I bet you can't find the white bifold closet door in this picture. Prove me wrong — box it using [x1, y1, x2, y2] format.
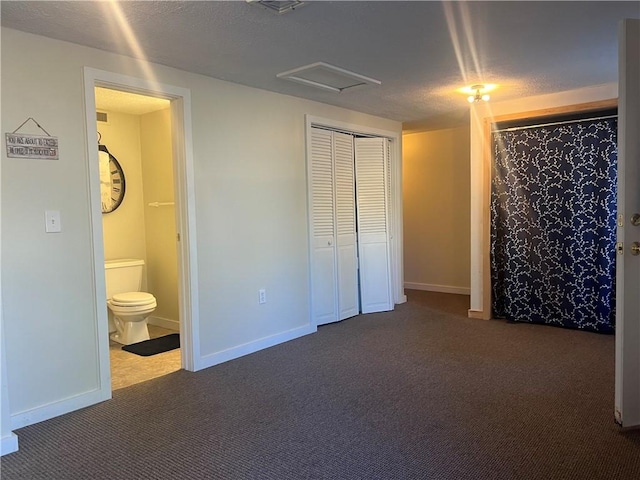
[354, 137, 393, 314]
[310, 128, 359, 325]
[334, 132, 360, 321]
[309, 127, 392, 326]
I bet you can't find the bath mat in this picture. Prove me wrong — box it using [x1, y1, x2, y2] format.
[122, 333, 180, 357]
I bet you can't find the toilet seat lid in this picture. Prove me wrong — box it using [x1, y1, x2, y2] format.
[110, 292, 156, 307]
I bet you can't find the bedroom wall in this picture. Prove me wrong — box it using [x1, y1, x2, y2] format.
[0, 27, 402, 430]
[0, 124, 12, 453]
[403, 125, 470, 294]
[1, 259, 18, 455]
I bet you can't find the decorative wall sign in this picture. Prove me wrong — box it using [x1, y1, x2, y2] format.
[5, 117, 58, 160]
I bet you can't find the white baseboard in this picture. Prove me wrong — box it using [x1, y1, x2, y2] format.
[11, 388, 110, 430]
[196, 323, 316, 371]
[404, 282, 471, 295]
[1, 432, 18, 456]
[468, 309, 491, 320]
[148, 316, 180, 331]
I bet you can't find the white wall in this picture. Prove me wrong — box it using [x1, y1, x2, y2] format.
[403, 125, 471, 294]
[1, 323, 18, 455]
[1, 193, 18, 454]
[469, 83, 618, 315]
[0, 27, 401, 430]
[0, 61, 18, 452]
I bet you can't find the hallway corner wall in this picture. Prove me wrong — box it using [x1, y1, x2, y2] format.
[402, 124, 471, 295]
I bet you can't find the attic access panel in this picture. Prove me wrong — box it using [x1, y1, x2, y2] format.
[277, 62, 382, 93]
[247, 1, 306, 14]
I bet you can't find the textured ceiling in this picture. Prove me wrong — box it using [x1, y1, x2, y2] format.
[2, 1, 639, 129]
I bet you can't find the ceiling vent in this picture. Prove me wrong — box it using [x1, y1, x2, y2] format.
[247, 1, 306, 14]
[277, 62, 382, 93]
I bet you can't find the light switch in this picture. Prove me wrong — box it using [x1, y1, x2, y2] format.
[45, 210, 62, 233]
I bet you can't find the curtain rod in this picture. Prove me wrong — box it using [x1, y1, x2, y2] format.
[492, 114, 618, 133]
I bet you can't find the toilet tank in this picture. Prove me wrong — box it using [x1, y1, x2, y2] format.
[104, 259, 145, 299]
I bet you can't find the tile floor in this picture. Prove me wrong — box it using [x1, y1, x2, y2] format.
[109, 324, 182, 390]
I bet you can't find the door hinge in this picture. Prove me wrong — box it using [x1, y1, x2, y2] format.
[177, 232, 181, 242]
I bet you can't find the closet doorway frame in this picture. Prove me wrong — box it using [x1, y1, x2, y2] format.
[304, 114, 407, 320]
[83, 67, 200, 400]
[475, 99, 619, 320]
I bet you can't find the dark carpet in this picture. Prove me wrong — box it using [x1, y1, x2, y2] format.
[122, 333, 180, 357]
[2, 290, 639, 479]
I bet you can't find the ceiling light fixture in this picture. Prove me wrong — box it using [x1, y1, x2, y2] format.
[467, 84, 490, 103]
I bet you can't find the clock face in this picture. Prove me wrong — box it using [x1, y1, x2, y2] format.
[99, 146, 126, 214]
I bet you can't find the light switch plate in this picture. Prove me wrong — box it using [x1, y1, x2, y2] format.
[45, 210, 62, 233]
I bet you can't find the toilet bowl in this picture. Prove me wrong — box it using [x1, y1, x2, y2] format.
[104, 258, 158, 345]
[108, 292, 157, 345]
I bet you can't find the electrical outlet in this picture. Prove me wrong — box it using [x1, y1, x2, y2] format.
[258, 289, 266, 304]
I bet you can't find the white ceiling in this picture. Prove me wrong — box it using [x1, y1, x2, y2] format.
[95, 87, 171, 115]
[2, 1, 639, 130]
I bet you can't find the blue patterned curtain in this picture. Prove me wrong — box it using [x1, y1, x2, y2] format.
[491, 117, 617, 333]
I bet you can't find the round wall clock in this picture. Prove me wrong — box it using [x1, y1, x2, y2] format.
[98, 144, 126, 214]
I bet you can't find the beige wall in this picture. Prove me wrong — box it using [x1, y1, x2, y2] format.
[99, 111, 147, 265]
[403, 125, 471, 293]
[140, 108, 179, 325]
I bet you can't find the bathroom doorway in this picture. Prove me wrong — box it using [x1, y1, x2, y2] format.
[83, 68, 200, 398]
[96, 87, 181, 389]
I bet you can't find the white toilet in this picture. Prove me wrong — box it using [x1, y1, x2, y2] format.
[104, 259, 157, 345]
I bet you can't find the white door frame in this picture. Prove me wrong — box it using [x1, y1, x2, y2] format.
[82, 68, 200, 398]
[305, 114, 406, 315]
[614, 18, 640, 429]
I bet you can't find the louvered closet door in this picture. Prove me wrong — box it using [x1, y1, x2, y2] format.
[334, 132, 359, 320]
[355, 137, 393, 314]
[310, 128, 338, 325]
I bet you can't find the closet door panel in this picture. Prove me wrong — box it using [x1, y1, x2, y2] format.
[312, 237, 338, 324]
[310, 128, 337, 325]
[334, 132, 359, 320]
[359, 240, 391, 311]
[337, 238, 359, 319]
[355, 137, 393, 314]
